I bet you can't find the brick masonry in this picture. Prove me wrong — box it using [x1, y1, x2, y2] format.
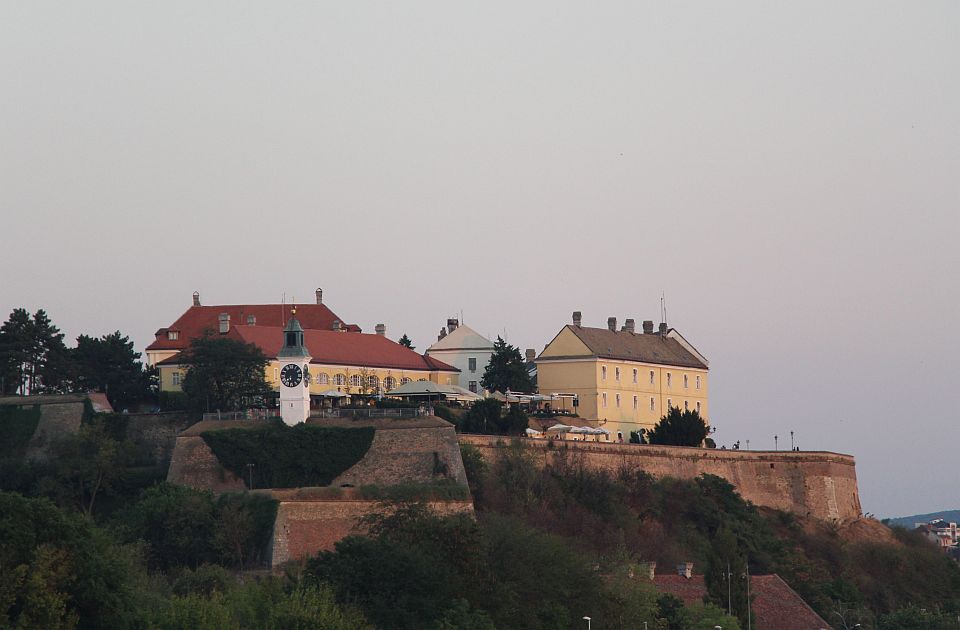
[459, 435, 862, 522]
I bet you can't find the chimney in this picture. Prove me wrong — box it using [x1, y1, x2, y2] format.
[624, 318, 636, 334]
[192, 291, 201, 307]
[642, 320, 654, 334]
[438, 327, 447, 340]
[607, 317, 617, 332]
[316, 288, 323, 304]
[677, 562, 693, 579]
[525, 348, 536, 362]
[218, 313, 230, 334]
[639, 561, 657, 580]
[447, 318, 459, 334]
[246, 315, 256, 326]
[659, 322, 668, 335]
[375, 323, 386, 337]
[572, 311, 582, 327]
[332, 319, 341, 331]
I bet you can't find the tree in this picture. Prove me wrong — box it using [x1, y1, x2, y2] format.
[480, 337, 534, 394]
[51, 416, 132, 516]
[457, 399, 528, 436]
[646, 407, 710, 447]
[398, 334, 415, 350]
[0, 308, 69, 395]
[73, 331, 151, 410]
[179, 336, 272, 412]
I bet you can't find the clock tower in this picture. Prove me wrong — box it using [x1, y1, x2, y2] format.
[278, 309, 312, 426]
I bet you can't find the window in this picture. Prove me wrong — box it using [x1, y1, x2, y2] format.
[683, 374, 688, 389]
[468, 381, 478, 393]
[350, 374, 361, 387]
[696, 375, 701, 389]
[649, 370, 655, 385]
[615, 367, 620, 381]
[318, 373, 329, 385]
[172, 371, 181, 386]
[601, 366, 607, 380]
[684, 400, 689, 411]
[274, 368, 279, 381]
[650, 397, 655, 411]
[401, 377, 412, 385]
[366, 375, 379, 390]
[417, 378, 427, 382]
[468, 358, 477, 372]
[167, 330, 179, 341]
[615, 393, 621, 408]
[384, 376, 396, 390]
[334, 374, 346, 386]
[696, 401, 701, 413]
[633, 395, 638, 410]
[667, 398, 672, 409]
[632, 368, 638, 383]
[666, 373, 672, 387]
[602, 392, 608, 408]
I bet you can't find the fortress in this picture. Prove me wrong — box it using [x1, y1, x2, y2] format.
[460, 435, 862, 522]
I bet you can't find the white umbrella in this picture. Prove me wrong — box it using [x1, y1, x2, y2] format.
[569, 426, 592, 434]
[524, 428, 543, 436]
[545, 424, 574, 433]
[316, 389, 348, 397]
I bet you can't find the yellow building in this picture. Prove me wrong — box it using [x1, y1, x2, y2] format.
[536, 313, 709, 440]
[157, 323, 458, 403]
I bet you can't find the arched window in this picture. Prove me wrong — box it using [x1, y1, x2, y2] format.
[350, 374, 361, 387]
[417, 378, 427, 382]
[384, 376, 396, 390]
[683, 374, 689, 388]
[367, 375, 379, 390]
[333, 374, 346, 386]
[317, 373, 329, 385]
[666, 373, 672, 387]
[401, 377, 412, 385]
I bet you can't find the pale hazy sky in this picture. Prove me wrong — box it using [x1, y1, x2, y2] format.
[2, 2, 958, 517]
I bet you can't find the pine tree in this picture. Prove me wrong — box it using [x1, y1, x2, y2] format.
[398, 334, 415, 350]
[480, 337, 534, 394]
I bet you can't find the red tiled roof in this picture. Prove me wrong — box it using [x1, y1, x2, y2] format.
[146, 304, 359, 352]
[157, 325, 458, 372]
[652, 574, 832, 630]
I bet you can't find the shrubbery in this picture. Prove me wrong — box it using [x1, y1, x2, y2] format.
[0, 404, 41, 458]
[201, 422, 375, 489]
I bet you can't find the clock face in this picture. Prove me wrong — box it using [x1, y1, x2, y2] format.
[280, 363, 303, 388]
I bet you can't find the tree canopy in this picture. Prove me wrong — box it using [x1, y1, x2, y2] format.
[397, 334, 414, 350]
[479, 337, 534, 394]
[179, 336, 272, 412]
[646, 407, 711, 447]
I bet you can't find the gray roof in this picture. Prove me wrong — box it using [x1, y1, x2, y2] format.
[541, 325, 708, 370]
[426, 324, 495, 352]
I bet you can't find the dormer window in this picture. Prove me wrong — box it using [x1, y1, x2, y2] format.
[167, 331, 179, 341]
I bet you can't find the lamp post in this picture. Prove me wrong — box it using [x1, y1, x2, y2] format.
[582, 616, 591, 630]
[246, 463, 255, 489]
[791, 431, 794, 450]
[774, 435, 778, 451]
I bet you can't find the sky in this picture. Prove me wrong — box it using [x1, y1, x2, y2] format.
[1, 2, 957, 518]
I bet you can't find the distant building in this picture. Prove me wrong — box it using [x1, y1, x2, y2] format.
[536, 312, 708, 440]
[916, 519, 959, 551]
[425, 319, 495, 394]
[152, 290, 458, 402]
[145, 288, 359, 367]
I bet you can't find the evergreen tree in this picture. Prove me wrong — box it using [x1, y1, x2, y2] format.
[0, 308, 70, 395]
[73, 331, 151, 409]
[480, 337, 534, 394]
[398, 334, 415, 350]
[646, 407, 710, 447]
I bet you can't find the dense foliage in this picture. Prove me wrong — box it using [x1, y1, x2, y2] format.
[480, 336, 535, 393]
[201, 423, 375, 489]
[179, 336, 272, 412]
[0, 404, 41, 457]
[646, 407, 710, 447]
[449, 398, 529, 435]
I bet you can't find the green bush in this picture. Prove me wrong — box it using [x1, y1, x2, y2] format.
[201, 422, 375, 489]
[357, 481, 470, 502]
[0, 404, 41, 458]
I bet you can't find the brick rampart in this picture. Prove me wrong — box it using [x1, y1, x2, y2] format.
[24, 401, 85, 461]
[459, 435, 862, 522]
[269, 497, 474, 566]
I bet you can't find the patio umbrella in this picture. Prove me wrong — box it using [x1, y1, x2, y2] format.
[316, 389, 348, 397]
[545, 424, 574, 433]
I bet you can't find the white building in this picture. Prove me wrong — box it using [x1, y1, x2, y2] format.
[425, 319, 495, 394]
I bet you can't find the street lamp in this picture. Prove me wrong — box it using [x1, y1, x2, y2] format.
[791, 430, 794, 450]
[582, 616, 591, 630]
[774, 435, 778, 451]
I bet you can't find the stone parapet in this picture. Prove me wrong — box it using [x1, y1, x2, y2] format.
[459, 435, 861, 522]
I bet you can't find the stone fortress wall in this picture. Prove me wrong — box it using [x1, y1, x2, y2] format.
[459, 435, 862, 522]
